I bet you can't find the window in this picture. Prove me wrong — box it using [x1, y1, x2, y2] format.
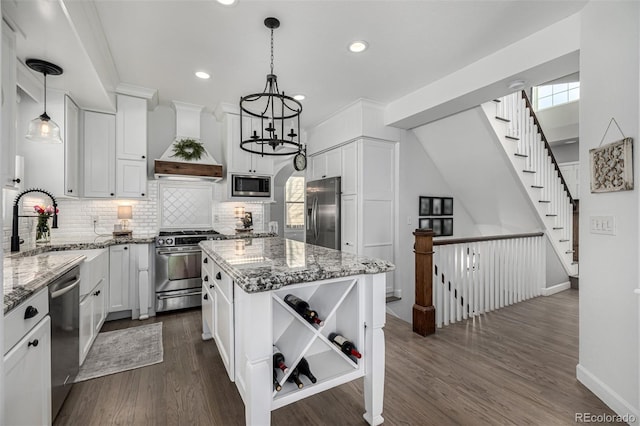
[285, 176, 305, 228]
[534, 82, 580, 110]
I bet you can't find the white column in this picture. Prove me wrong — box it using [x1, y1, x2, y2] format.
[363, 273, 386, 426]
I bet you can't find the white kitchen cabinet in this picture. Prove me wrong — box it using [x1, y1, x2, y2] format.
[77, 249, 109, 364]
[201, 255, 235, 381]
[341, 194, 357, 254]
[116, 94, 147, 160]
[114, 94, 148, 199]
[1, 20, 18, 189]
[3, 288, 51, 426]
[341, 142, 358, 195]
[109, 244, 131, 312]
[223, 113, 274, 175]
[116, 159, 147, 198]
[309, 149, 341, 181]
[84, 111, 116, 198]
[64, 95, 80, 196]
[19, 91, 80, 198]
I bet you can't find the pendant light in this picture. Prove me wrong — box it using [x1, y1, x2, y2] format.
[239, 17, 302, 156]
[25, 59, 64, 144]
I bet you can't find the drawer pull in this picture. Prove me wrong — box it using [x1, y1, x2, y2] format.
[94, 290, 101, 296]
[204, 275, 209, 282]
[203, 293, 208, 301]
[28, 339, 39, 348]
[203, 258, 208, 264]
[215, 272, 221, 280]
[24, 306, 39, 320]
[209, 284, 215, 289]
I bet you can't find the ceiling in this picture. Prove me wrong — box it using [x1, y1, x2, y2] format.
[3, 0, 587, 130]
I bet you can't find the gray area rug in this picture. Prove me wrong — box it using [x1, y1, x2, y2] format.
[75, 322, 163, 383]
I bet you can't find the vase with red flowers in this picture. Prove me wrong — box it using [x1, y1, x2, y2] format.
[34, 204, 58, 245]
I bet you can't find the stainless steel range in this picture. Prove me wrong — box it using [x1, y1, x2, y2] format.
[155, 229, 220, 312]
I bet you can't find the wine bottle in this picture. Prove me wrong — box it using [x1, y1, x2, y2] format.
[287, 367, 304, 389]
[273, 370, 282, 392]
[328, 332, 362, 359]
[284, 294, 325, 326]
[296, 357, 317, 384]
[273, 346, 289, 373]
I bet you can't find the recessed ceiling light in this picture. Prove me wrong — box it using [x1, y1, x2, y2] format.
[293, 94, 305, 101]
[216, 0, 237, 5]
[348, 40, 368, 53]
[195, 71, 210, 79]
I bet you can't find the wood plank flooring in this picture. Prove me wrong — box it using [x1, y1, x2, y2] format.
[54, 289, 617, 425]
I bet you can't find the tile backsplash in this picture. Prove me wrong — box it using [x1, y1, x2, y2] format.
[2, 181, 267, 252]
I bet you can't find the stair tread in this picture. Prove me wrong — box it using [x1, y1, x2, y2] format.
[495, 116, 510, 122]
[492, 99, 502, 103]
[514, 153, 528, 158]
[531, 185, 544, 188]
[523, 170, 536, 173]
[559, 239, 570, 242]
[553, 227, 564, 230]
[546, 214, 558, 216]
[572, 261, 579, 265]
[505, 135, 520, 140]
[386, 295, 401, 303]
[539, 200, 551, 203]
[565, 250, 575, 253]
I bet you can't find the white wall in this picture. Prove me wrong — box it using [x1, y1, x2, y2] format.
[577, 1, 639, 420]
[386, 129, 477, 323]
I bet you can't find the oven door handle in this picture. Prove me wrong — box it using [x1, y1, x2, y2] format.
[157, 290, 202, 300]
[157, 250, 201, 256]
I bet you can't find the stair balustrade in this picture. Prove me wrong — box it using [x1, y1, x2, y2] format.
[432, 233, 545, 328]
[484, 91, 577, 275]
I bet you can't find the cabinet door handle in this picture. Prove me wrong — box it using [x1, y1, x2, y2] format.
[215, 272, 221, 280]
[94, 290, 101, 296]
[68, 189, 73, 193]
[28, 339, 39, 348]
[124, 247, 128, 250]
[12, 178, 20, 184]
[209, 284, 215, 289]
[141, 193, 145, 196]
[24, 306, 39, 320]
[204, 275, 209, 282]
[203, 293, 208, 300]
[203, 258, 208, 264]
[141, 155, 146, 159]
[110, 193, 115, 196]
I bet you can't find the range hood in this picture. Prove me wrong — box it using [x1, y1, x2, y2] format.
[154, 101, 223, 181]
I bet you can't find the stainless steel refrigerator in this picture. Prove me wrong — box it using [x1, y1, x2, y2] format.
[306, 177, 341, 249]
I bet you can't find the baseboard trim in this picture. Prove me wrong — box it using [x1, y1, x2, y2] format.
[576, 364, 639, 424]
[541, 281, 570, 296]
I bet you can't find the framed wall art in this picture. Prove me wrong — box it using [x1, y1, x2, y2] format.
[419, 197, 432, 216]
[590, 137, 634, 193]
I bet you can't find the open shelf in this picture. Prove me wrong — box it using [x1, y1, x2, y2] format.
[270, 277, 364, 409]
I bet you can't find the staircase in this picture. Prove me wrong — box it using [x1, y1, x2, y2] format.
[480, 91, 577, 276]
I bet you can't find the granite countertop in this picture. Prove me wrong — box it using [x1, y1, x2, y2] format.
[8, 236, 155, 258]
[3, 253, 85, 314]
[199, 237, 395, 293]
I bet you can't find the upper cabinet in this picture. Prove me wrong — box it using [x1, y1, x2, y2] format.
[84, 111, 116, 198]
[222, 112, 274, 176]
[309, 148, 340, 181]
[1, 21, 18, 189]
[19, 91, 80, 198]
[116, 94, 147, 161]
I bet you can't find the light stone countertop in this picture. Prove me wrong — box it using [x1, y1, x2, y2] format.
[3, 253, 85, 314]
[199, 237, 395, 293]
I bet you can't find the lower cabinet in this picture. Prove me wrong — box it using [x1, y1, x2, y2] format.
[4, 313, 51, 426]
[79, 278, 107, 365]
[109, 245, 131, 312]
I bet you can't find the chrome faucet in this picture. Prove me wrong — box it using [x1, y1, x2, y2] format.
[11, 188, 59, 252]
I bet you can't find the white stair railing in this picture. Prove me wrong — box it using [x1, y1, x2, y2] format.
[433, 233, 545, 328]
[482, 92, 576, 276]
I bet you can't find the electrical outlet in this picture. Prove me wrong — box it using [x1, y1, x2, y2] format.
[214, 214, 219, 223]
[91, 215, 99, 225]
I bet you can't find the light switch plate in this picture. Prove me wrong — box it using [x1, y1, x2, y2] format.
[590, 215, 615, 235]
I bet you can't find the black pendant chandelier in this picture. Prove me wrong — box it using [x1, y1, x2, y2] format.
[239, 17, 302, 156]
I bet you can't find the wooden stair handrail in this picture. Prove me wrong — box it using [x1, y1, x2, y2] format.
[433, 232, 544, 246]
[520, 90, 575, 205]
[413, 229, 435, 336]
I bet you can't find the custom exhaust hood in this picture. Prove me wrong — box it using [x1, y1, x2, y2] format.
[154, 101, 223, 181]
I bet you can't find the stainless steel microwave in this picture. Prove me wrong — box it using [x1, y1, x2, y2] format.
[231, 174, 271, 198]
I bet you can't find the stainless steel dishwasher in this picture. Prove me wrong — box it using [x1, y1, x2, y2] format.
[49, 266, 80, 420]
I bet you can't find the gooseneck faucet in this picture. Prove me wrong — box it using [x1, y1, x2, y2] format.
[11, 188, 59, 252]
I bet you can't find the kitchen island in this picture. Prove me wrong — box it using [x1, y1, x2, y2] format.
[199, 237, 394, 426]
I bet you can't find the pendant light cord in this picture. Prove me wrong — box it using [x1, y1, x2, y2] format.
[270, 27, 274, 75]
[43, 73, 47, 114]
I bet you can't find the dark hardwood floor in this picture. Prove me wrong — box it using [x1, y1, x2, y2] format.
[54, 289, 617, 425]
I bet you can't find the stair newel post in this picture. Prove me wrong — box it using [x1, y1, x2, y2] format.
[413, 229, 436, 336]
